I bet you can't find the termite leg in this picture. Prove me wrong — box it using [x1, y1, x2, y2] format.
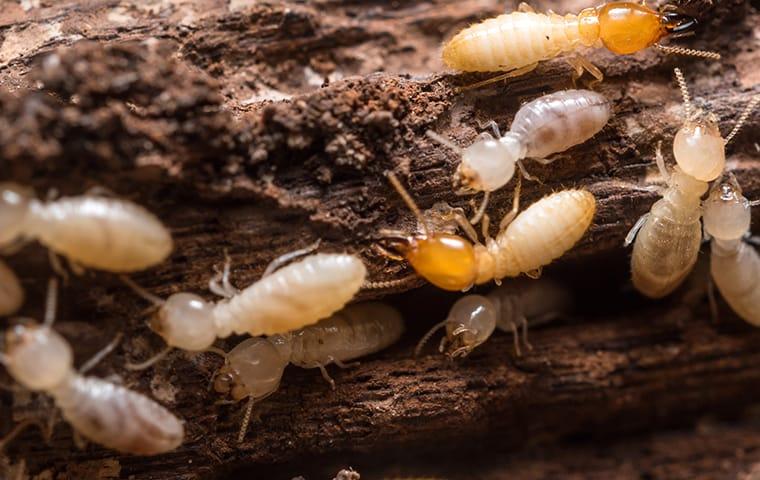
[566, 55, 604, 86]
[209, 251, 238, 299]
[79, 333, 124, 374]
[458, 63, 538, 92]
[125, 345, 174, 371]
[654, 141, 671, 185]
[43, 277, 58, 328]
[314, 364, 336, 390]
[707, 276, 720, 324]
[0, 419, 46, 453]
[329, 356, 360, 369]
[531, 155, 560, 166]
[525, 267, 542, 279]
[516, 160, 539, 183]
[481, 213, 492, 242]
[519, 315, 533, 351]
[477, 120, 502, 138]
[624, 213, 651, 247]
[262, 239, 322, 277]
[469, 191, 490, 225]
[517, 2, 536, 12]
[433, 205, 481, 245]
[498, 177, 523, 232]
[507, 321, 522, 357]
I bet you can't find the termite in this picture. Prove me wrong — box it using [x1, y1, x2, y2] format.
[427, 89, 610, 220]
[0, 183, 172, 273]
[415, 278, 572, 358]
[122, 244, 367, 369]
[212, 302, 404, 442]
[0, 259, 23, 316]
[625, 69, 759, 298]
[702, 175, 760, 326]
[0, 278, 184, 455]
[443, 1, 720, 89]
[378, 172, 596, 292]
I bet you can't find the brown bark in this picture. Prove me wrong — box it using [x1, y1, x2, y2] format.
[0, 0, 759, 479]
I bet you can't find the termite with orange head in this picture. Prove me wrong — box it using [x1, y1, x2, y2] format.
[703, 175, 760, 326]
[212, 302, 404, 443]
[0, 278, 184, 455]
[415, 278, 573, 358]
[625, 69, 759, 298]
[0, 260, 23, 316]
[377, 172, 596, 292]
[427, 89, 610, 222]
[121, 243, 367, 369]
[443, 1, 720, 88]
[0, 184, 172, 274]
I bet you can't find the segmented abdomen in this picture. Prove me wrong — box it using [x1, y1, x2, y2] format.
[631, 204, 702, 298]
[711, 241, 760, 326]
[30, 197, 172, 272]
[489, 190, 596, 280]
[289, 302, 404, 366]
[52, 375, 184, 455]
[442, 12, 584, 72]
[0, 259, 23, 316]
[213, 253, 367, 337]
[510, 90, 611, 159]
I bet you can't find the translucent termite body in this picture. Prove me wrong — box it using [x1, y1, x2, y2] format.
[380, 173, 596, 292]
[443, 1, 707, 83]
[430, 90, 611, 195]
[0, 183, 172, 272]
[213, 302, 404, 441]
[123, 250, 367, 367]
[0, 259, 23, 316]
[703, 176, 760, 326]
[0, 280, 184, 455]
[416, 278, 572, 358]
[626, 69, 759, 299]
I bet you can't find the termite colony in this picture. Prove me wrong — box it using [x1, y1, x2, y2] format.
[0, 0, 757, 472]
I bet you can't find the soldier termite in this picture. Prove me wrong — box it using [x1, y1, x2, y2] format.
[212, 302, 404, 442]
[625, 69, 759, 298]
[122, 246, 367, 369]
[443, 1, 720, 89]
[415, 278, 572, 358]
[703, 175, 760, 326]
[378, 172, 596, 292]
[0, 260, 23, 316]
[0, 278, 184, 455]
[0, 183, 172, 273]
[427, 89, 610, 221]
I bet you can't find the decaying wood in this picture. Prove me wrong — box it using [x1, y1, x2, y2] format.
[0, 0, 758, 478]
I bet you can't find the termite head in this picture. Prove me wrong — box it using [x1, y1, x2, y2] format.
[455, 135, 523, 193]
[4, 323, 72, 391]
[213, 337, 287, 402]
[596, 2, 666, 55]
[673, 113, 725, 182]
[703, 175, 750, 241]
[441, 295, 496, 358]
[152, 293, 217, 351]
[0, 183, 33, 248]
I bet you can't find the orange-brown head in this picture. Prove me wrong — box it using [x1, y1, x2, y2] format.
[595, 2, 697, 55]
[391, 233, 478, 292]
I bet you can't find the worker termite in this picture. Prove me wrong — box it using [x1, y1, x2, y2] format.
[703, 175, 760, 326]
[443, 1, 720, 88]
[0, 278, 184, 455]
[415, 278, 572, 358]
[0, 183, 172, 273]
[0, 259, 23, 316]
[625, 69, 759, 298]
[427, 89, 610, 219]
[122, 245, 367, 369]
[212, 302, 404, 442]
[378, 172, 596, 292]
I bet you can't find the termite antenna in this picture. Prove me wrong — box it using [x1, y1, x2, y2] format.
[43, 277, 58, 328]
[238, 397, 256, 444]
[414, 320, 448, 357]
[654, 44, 721, 60]
[673, 68, 693, 120]
[362, 276, 416, 290]
[426, 130, 463, 154]
[385, 171, 430, 236]
[724, 94, 760, 145]
[125, 346, 173, 371]
[120, 275, 165, 306]
[79, 333, 124, 375]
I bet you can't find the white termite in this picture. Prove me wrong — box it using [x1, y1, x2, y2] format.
[427, 90, 609, 221]
[123, 244, 367, 369]
[212, 302, 404, 442]
[0, 183, 172, 273]
[415, 278, 572, 358]
[702, 175, 760, 326]
[625, 69, 759, 298]
[0, 279, 184, 455]
[0, 259, 23, 316]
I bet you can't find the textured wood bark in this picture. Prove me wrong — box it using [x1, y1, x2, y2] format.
[0, 0, 758, 479]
